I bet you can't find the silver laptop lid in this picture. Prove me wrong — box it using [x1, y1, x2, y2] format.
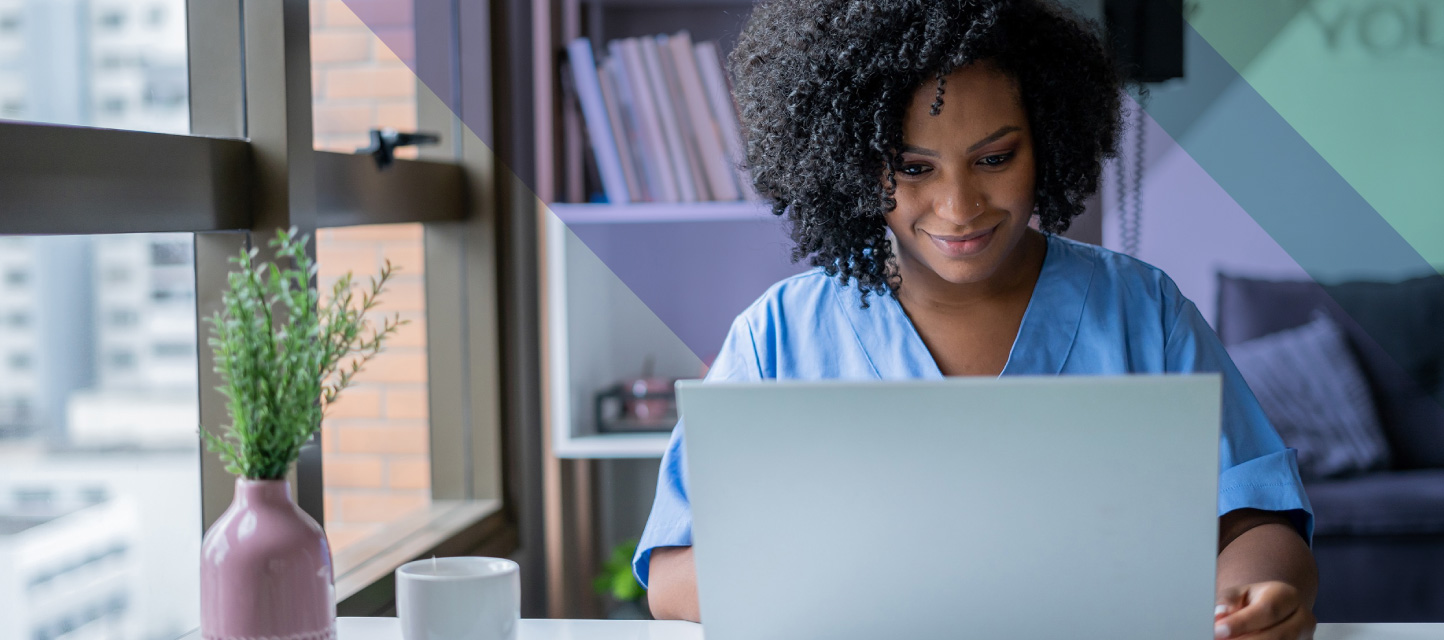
[680, 375, 1220, 640]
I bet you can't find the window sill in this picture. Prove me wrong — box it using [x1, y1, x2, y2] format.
[334, 499, 507, 605]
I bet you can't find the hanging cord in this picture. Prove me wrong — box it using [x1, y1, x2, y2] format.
[1117, 104, 1145, 256]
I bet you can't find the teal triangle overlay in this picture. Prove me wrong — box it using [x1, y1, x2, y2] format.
[1139, 22, 1435, 283]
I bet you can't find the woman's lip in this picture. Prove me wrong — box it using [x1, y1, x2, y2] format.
[927, 226, 996, 257]
[929, 228, 993, 242]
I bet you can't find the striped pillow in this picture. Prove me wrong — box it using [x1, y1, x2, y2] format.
[1227, 313, 1390, 480]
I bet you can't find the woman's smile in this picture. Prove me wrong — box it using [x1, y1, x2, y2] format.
[924, 224, 998, 258]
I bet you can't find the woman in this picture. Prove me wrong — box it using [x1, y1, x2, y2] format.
[635, 1, 1318, 638]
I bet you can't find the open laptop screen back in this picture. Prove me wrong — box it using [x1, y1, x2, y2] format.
[680, 375, 1220, 640]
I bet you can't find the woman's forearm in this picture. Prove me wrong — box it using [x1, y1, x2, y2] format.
[647, 546, 701, 622]
[1216, 510, 1318, 607]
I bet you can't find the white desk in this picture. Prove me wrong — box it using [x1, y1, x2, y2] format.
[340, 617, 702, 639]
[335, 618, 1441, 639]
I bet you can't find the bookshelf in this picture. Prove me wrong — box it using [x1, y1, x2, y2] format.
[539, 199, 794, 459]
[534, 0, 776, 619]
[535, 0, 769, 461]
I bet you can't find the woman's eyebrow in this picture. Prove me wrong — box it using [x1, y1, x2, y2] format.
[967, 125, 1021, 152]
[901, 144, 939, 157]
[901, 125, 1022, 157]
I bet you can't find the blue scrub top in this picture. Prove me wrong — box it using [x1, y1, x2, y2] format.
[633, 233, 1314, 587]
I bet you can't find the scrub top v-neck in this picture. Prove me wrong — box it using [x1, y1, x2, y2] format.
[633, 233, 1314, 587]
[844, 231, 1085, 380]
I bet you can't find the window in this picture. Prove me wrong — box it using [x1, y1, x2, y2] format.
[106, 350, 136, 370]
[149, 288, 191, 303]
[97, 11, 125, 31]
[149, 240, 190, 266]
[0, 233, 201, 639]
[107, 310, 138, 328]
[317, 224, 431, 553]
[152, 342, 190, 359]
[0, 0, 188, 134]
[311, 0, 417, 155]
[100, 97, 126, 116]
[1, 397, 32, 432]
[144, 66, 188, 109]
[3, 0, 510, 626]
[13, 488, 52, 507]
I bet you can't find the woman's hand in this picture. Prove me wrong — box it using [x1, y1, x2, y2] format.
[1214, 581, 1316, 640]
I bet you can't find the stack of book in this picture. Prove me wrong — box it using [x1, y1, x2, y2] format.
[566, 33, 757, 204]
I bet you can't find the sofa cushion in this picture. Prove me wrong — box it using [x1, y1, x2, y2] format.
[1228, 314, 1390, 479]
[1307, 469, 1444, 536]
[1217, 273, 1444, 469]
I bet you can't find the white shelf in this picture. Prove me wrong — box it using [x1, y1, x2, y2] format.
[553, 433, 672, 459]
[543, 212, 704, 459]
[545, 200, 774, 225]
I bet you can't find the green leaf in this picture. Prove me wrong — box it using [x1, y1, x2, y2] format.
[200, 229, 406, 479]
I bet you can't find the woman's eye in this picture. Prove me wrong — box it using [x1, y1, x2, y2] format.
[978, 152, 1014, 168]
[899, 164, 931, 177]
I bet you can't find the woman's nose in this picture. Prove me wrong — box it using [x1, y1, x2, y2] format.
[935, 182, 985, 225]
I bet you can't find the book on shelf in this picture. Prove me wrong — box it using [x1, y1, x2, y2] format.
[665, 31, 740, 202]
[563, 32, 755, 205]
[694, 40, 758, 201]
[637, 36, 699, 202]
[597, 57, 642, 200]
[612, 39, 679, 203]
[565, 38, 631, 204]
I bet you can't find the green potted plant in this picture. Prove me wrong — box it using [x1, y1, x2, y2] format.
[594, 538, 649, 619]
[198, 228, 404, 640]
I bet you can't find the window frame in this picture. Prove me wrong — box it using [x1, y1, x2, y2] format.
[0, 0, 516, 618]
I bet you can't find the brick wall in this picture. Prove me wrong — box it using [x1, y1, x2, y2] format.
[310, 0, 428, 554]
[310, 0, 417, 156]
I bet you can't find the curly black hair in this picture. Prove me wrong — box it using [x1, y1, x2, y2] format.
[731, 0, 1128, 302]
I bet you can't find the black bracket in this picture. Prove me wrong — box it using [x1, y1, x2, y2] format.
[360, 128, 442, 170]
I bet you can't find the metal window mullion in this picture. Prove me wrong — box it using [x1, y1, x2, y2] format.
[187, 1, 245, 140]
[0, 124, 252, 235]
[187, 0, 250, 533]
[416, 0, 488, 504]
[194, 0, 323, 530]
[245, 0, 323, 524]
[242, 0, 317, 237]
[414, 0, 473, 502]
[455, 0, 504, 508]
[315, 153, 466, 228]
[195, 231, 249, 530]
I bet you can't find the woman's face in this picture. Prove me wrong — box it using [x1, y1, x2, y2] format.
[885, 62, 1037, 288]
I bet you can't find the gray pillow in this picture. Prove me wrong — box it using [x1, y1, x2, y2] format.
[1227, 313, 1390, 480]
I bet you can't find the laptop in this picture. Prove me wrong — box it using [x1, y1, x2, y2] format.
[678, 375, 1221, 640]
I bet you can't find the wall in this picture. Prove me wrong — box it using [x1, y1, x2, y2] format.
[1103, 0, 1443, 326]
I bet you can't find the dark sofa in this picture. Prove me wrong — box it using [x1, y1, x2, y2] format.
[1216, 273, 1444, 623]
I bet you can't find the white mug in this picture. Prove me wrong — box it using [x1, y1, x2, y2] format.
[396, 557, 520, 640]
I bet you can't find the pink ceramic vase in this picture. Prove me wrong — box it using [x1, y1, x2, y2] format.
[201, 478, 336, 640]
